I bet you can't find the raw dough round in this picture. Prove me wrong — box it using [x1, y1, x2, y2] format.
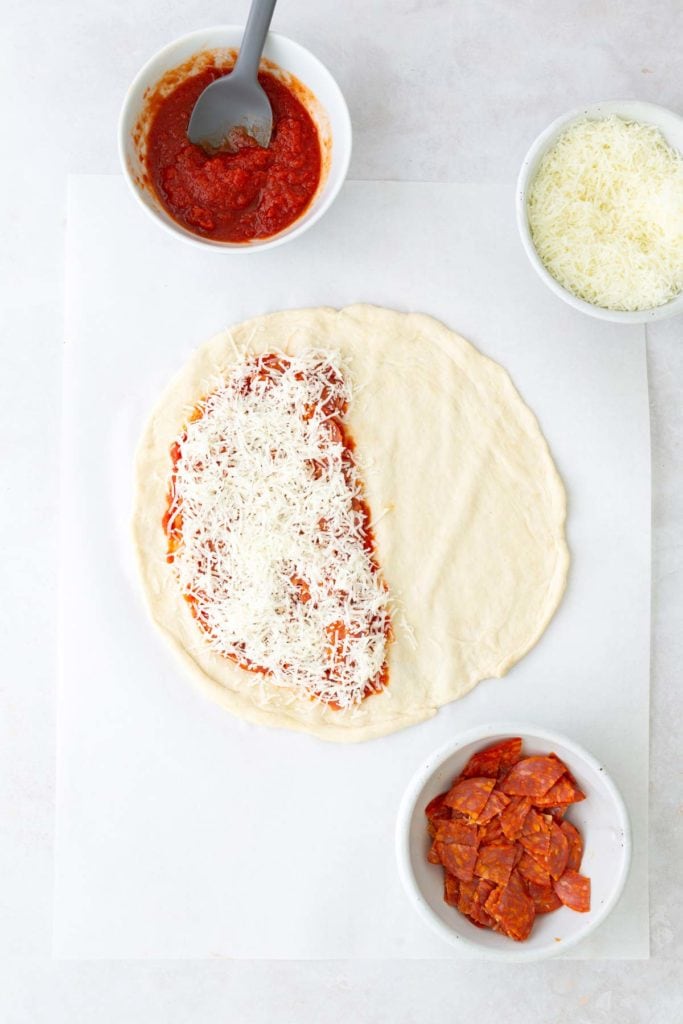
[133, 305, 569, 741]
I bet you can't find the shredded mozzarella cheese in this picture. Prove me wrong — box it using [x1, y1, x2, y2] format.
[528, 115, 683, 311]
[166, 350, 391, 709]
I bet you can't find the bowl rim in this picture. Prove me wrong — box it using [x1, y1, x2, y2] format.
[117, 25, 352, 253]
[515, 99, 683, 323]
[395, 720, 632, 962]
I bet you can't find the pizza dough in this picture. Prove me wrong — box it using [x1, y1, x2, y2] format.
[133, 305, 569, 741]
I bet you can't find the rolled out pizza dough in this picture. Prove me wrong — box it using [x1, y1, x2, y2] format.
[133, 305, 569, 741]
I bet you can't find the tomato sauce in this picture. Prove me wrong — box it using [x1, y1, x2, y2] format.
[145, 65, 322, 242]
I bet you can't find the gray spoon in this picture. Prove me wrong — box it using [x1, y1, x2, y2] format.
[187, 0, 278, 153]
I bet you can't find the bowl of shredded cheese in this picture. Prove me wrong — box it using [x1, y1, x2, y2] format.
[517, 100, 683, 322]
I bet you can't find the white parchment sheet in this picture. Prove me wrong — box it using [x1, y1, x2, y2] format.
[55, 176, 649, 958]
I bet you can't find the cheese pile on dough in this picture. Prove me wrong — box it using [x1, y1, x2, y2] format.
[527, 115, 683, 311]
[167, 350, 391, 709]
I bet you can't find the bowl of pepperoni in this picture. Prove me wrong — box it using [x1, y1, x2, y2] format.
[396, 723, 631, 960]
[119, 26, 351, 250]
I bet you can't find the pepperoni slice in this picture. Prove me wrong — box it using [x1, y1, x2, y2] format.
[423, 790, 450, 823]
[449, 809, 469, 821]
[477, 817, 505, 846]
[499, 796, 532, 840]
[548, 752, 579, 784]
[434, 819, 479, 847]
[483, 884, 503, 919]
[553, 869, 591, 912]
[519, 827, 551, 862]
[527, 880, 562, 914]
[444, 873, 460, 907]
[517, 850, 551, 887]
[461, 738, 522, 780]
[500, 757, 567, 798]
[486, 870, 536, 941]
[497, 737, 523, 773]
[477, 789, 510, 825]
[547, 820, 570, 880]
[535, 774, 586, 808]
[522, 807, 548, 835]
[468, 878, 496, 927]
[456, 877, 479, 917]
[473, 877, 496, 905]
[560, 820, 584, 872]
[436, 841, 478, 882]
[474, 843, 517, 887]
[444, 777, 496, 819]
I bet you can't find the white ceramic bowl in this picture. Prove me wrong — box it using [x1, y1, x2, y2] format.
[396, 722, 631, 961]
[118, 26, 352, 251]
[516, 100, 683, 323]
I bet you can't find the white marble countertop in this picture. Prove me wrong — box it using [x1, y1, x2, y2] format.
[0, 0, 680, 1020]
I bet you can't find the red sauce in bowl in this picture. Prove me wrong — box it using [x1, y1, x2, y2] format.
[145, 64, 322, 243]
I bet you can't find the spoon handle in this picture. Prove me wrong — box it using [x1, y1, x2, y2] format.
[234, 0, 278, 80]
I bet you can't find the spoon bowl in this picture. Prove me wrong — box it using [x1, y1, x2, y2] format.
[188, 69, 272, 150]
[188, 0, 277, 152]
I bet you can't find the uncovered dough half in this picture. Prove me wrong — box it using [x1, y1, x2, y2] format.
[133, 305, 569, 742]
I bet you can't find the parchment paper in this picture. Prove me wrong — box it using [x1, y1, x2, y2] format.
[54, 176, 649, 958]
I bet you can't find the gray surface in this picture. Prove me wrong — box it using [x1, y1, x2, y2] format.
[0, 0, 681, 1019]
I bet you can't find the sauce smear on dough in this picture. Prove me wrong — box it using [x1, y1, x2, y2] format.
[163, 352, 391, 708]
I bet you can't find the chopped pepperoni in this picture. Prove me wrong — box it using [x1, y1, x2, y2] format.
[434, 819, 479, 847]
[522, 807, 548, 835]
[436, 841, 478, 882]
[547, 821, 570, 880]
[425, 792, 451, 824]
[560, 820, 584, 872]
[486, 870, 536, 941]
[449, 809, 469, 821]
[474, 843, 517, 887]
[461, 738, 522, 779]
[444, 777, 496, 819]
[473, 877, 496, 905]
[478, 817, 505, 846]
[500, 796, 532, 840]
[460, 746, 502, 780]
[553, 870, 591, 912]
[456, 877, 479, 917]
[468, 878, 496, 927]
[425, 792, 451, 837]
[548, 752, 580, 786]
[444, 873, 460, 907]
[500, 756, 567, 798]
[483, 884, 503, 919]
[477, 789, 510, 824]
[519, 827, 551, 862]
[517, 850, 551, 887]
[527, 880, 563, 914]
[425, 738, 591, 942]
[497, 737, 523, 773]
[535, 774, 586, 808]
[427, 841, 441, 864]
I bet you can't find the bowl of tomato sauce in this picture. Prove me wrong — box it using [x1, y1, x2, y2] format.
[119, 26, 352, 250]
